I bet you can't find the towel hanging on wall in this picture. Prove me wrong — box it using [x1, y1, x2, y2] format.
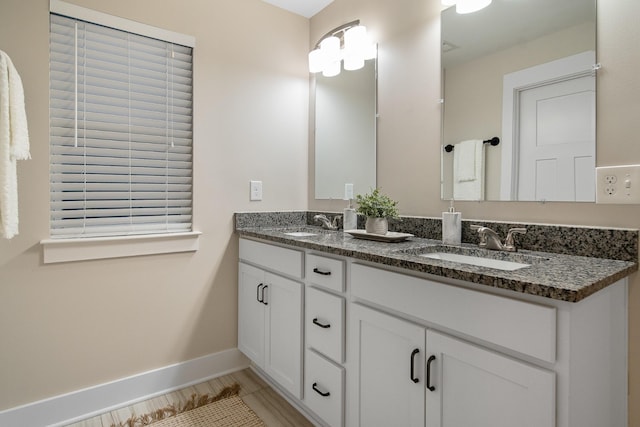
[0, 49, 31, 239]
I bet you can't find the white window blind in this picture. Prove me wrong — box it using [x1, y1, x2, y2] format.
[49, 13, 193, 238]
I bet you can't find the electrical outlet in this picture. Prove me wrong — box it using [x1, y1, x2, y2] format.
[596, 165, 640, 204]
[250, 180, 262, 201]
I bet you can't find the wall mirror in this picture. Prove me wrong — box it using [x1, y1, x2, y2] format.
[441, 0, 597, 202]
[313, 27, 377, 200]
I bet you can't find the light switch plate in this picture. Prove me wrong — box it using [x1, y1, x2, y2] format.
[596, 165, 640, 204]
[250, 180, 263, 201]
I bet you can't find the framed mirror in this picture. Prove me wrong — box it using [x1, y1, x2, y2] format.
[441, 0, 597, 202]
[314, 57, 377, 200]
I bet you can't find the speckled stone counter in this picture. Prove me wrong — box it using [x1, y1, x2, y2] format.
[235, 211, 638, 303]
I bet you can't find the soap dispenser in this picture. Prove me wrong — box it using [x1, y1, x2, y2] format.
[343, 183, 357, 231]
[442, 200, 461, 245]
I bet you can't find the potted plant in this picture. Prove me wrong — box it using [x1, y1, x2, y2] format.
[355, 188, 399, 235]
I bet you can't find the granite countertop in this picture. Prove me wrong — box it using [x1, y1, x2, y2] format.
[236, 225, 637, 303]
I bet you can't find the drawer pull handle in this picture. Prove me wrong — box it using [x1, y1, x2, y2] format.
[256, 283, 264, 303]
[313, 268, 332, 276]
[312, 318, 331, 329]
[426, 355, 436, 391]
[261, 285, 268, 305]
[312, 382, 331, 397]
[410, 348, 420, 384]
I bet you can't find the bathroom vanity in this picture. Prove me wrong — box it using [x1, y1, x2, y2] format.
[235, 212, 636, 427]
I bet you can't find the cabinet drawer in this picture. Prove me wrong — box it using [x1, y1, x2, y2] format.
[239, 238, 303, 279]
[351, 263, 557, 363]
[306, 287, 345, 363]
[305, 349, 344, 427]
[306, 253, 345, 292]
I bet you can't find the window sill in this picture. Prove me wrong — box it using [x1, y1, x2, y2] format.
[41, 231, 201, 264]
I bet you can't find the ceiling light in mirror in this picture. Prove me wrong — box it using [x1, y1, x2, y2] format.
[442, 0, 492, 14]
[457, 0, 492, 14]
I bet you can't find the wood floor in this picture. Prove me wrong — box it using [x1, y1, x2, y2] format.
[65, 368, 314, 427]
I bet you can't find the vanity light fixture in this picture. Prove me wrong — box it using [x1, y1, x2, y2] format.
[442, 0, 492, 14]
[308, 20, 376, 77]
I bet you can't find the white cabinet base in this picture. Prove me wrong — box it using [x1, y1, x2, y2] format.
[238, 261, 303, 399]
[348, 303, 426, 427]
[426, 330, 555, 427]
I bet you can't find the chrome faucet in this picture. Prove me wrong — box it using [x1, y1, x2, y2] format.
[470, 225, 527, 252]
[314, 214, 341, 230]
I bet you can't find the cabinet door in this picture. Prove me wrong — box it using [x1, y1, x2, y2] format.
[264, 272, 303, 398]
[348, 304, 425, 427]
[238, 263, 266, 366]
[426, 330, 555, 427]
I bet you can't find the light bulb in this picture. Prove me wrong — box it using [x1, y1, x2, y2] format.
[344, 25, 367, 71]
[308, 49, 323, 73]
[320, 36, 341, 64]
[344, 56, 364, 71]
[322, 60, 341, 77]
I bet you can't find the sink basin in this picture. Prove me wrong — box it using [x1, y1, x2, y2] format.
[396, 245, 549, 271]
[284, 231, 318, 237]
[421, 252, 530, 271]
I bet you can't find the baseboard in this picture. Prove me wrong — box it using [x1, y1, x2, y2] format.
[0, 348, 250, 427]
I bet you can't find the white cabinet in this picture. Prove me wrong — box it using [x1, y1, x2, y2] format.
[238, 238, 627, 427]
[348, 303, 555, 427]
[426, 330, 555, 427]
[348, 303, 426, 427]
[238, 261, 303, 398]
[304, 254, 347, 427]
[349, 262, 627, 427]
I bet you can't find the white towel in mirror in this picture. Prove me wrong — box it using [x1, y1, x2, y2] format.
[453, 140, 484, 200]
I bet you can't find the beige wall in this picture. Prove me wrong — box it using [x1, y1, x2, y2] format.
[0, 0, 309, 410]
[2, 0, 639, 422]
[310, 0, 640, 423]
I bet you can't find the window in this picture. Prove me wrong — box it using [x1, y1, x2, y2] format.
[49, 5, 194, 239]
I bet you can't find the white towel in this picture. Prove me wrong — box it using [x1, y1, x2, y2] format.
[0, 50, 31, 239]
[453, 140, 484, 200]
